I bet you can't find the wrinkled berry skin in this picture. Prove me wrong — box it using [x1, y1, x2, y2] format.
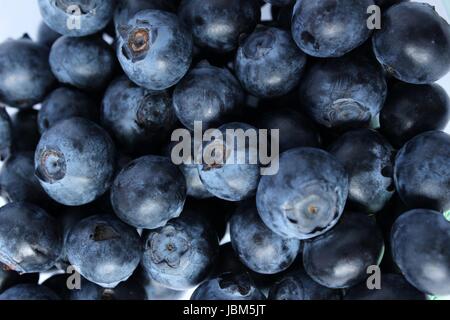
[394, 131, 450, 212]
[142, 210, 219, 290]
[0, 108, 12, 161]
[66, 214, 141, 288]
[0, 37, 55, 109]
[101, 76, 176, 154]
[38, 0, 116, 37]
[0, 202, 62, 274]
[257, 148, 348, 240]
[344, 274, 425, 300]
[35, 118, 116, 206]
[380, 82, 450, 148]
[178, 0, 260, 53]
[111, 156, 187, 229]
[236, 26, 306, 98]
[38, 87, 98, 134]
[373, 2, 450, 84]
[10, 110, 40, 153]
[391, 209, 450, 296]
[191, 273, 265, 300]
[37, 22, 61, 47]
[117, 10, 193, 91]
[303, 212, 384, 289]
[230, 201, 300, 274]
[50, 36, 115, 92]
[291, 0, 374, 58]
[0, 284, 60, 300]
[329, 129, 395, 214]
[173, 61, 244, 131]
[299, 53, 387, 129]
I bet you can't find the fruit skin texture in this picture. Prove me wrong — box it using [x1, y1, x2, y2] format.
[299, 52, 387, 129]
[0, 107, 12, 161]
[111, 156, 187, 229]
[66, 214, 142, 288]
[257, 148, 348, 240]
[391, 209, 450, 296]
[303, 212, 384, 289]
[50, 36, 115, 92]
[173, 61, 244, 131]
[35, 118, 116, 206]
[37, 0, 116, 37]
[178, 0, 260, 53]
[0, 37, 55, 109]
[117, 10, 193, 91]
[380, 82, 450, 148]
[0, 202, 62, 274]
[230, 201, 301, 275]
[235, 26, 307, 98]
[291, 0, 374, 58]
[191, 272, 266, 300]
[394, 131, 450, 212]
[0, 284, 60, 300]
[329, 129, 395, 214]
[142, 210, 219, 290]
[373, 2, 450, 84]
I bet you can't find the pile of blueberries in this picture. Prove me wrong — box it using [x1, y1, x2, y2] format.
[0, 0, 449, 301]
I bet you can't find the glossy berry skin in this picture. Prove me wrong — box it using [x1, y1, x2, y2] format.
[299, 53, 387, 129]
[0, 284, 60, 300]
[50, 36, 115, 92]
[142, 210, 219, 290]
[66, 214, 141, 288]
[329, 129, 395, 214]
[380, 82, 450, 148]
[37, 0, 116, 37]
[236, 26, 307, 98]
[373, 3, 450, 84]
[38, 87, 97, 134]
[35, 118, 116, 206]
[230, 201, 300, 274]
[391, 209, 450, 296]
[303, 212, 384, 289]
[0, 37, 55, 109]
[10, 110, 40, 153]
[394, 131, 450, 212]
[37, 21, 61, 47]
[291, 0, 374, 58]
[101, 76, 176, 154]
[0, 202, 62, 273]
[178, 0, 260, 53]
[344, 274, 425, 300]
[191, 273, 265, 300]
[257, 148, 348, 240]
[117, 10, 193, 91]
[0, 108, 12, 161]
[173, 61, 244, 131]
[111, 156, 187, 229]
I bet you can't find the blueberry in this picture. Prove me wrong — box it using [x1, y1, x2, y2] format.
[329, 129, 395, 213]
[38, 0, 116, 37]
[37, 21, 61, 47]
[178, 0, 260, 53]
[0, 284, 60, 300]
[391, 209, 450, 296]
[298, 52, 387, 129]
[0, 36, 55, 109]
[0, 263, 39, 294]
[117, 10, 193, 91]
[38, 87, 98, 134]
[304, 212, 384, 288]
[173, 61, 244, 131]
[50, 35, 116, 91]
[111, 156, 186, 229]
[235, 25, 307, 98]
[142, 210, 219, 290]
[291, 0, 374, 58]
[394, 131, 450, 212]
[257, 148, 348, 240]
[66, 214, 141, 288]
[0, 107, 12, 161]
[134, 266, 185, 300]
[35, 118, 116, 206]
[373, 2, 450, 84]
[380, 82, 450, 148]
[0, 202, 62, 273]
[230, 201, 301, 274]
[10, 109, 40, 153]
[191, 272, 266, 300]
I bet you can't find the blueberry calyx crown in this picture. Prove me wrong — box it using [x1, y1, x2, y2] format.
[148, 225, 191, 268]
[243, 29, 275, 59]
[35, 148, 66, 183]
[121, 26, 157, 62]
